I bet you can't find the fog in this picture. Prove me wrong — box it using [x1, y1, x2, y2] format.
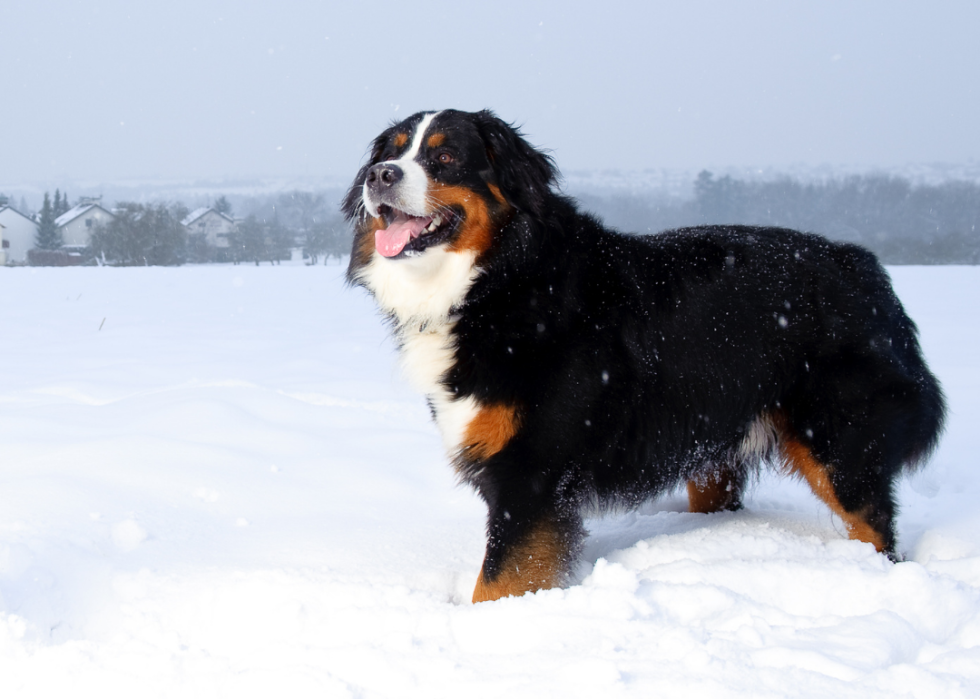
[3, 0, 979, 186]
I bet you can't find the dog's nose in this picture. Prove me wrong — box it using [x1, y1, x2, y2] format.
[366, 163, 404, 192]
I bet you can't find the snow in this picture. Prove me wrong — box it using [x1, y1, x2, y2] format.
[53, 203, 99, 229]
[180, 207, 212, 227]
[181, 208, 235, 227]
[1, 263, 978, 697]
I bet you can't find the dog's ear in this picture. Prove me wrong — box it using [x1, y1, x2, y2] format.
[474, 110, 558, 218]
[341, 162, 370, 222]
[341, 131, 390, 221]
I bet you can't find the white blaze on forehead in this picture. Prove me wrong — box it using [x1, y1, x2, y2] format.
[363, 111, 442, 218]
[403, 111, 441, 160]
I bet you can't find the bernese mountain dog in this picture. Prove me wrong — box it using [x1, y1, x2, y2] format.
[343, 109, 946, 603]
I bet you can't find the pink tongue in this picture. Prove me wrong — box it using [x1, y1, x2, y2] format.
[375, 212, 433, 257]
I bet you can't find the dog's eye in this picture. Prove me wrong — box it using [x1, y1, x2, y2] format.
[438, 152, 454, 165]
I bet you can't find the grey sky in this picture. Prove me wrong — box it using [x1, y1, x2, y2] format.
[2, 0, 978, 184]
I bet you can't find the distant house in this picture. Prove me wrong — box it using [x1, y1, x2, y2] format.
[55, 200, 116, 247]
[182, 207, 235, 248]
[0, 221, 6, 265]
[0, 205, 40, 264]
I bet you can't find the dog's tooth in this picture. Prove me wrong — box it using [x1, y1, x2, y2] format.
[433, 214, 443, 226]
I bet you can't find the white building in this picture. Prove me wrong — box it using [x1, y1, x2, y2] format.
[182, 207, 235, 248]
[0, 205, 40, 264]
[55, 201, 115, 247]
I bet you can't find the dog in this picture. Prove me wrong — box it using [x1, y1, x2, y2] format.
[343, 109, 946, 603]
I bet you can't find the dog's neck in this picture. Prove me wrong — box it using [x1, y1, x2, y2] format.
[357, 246, 481, 328]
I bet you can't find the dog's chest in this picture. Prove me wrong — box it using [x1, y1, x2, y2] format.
[398, 319, 478, 456]
[361, 248, 484, 457]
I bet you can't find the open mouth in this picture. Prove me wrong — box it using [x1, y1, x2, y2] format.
[375, 204, 460, 259]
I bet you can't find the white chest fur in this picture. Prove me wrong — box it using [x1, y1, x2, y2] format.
[354, 247, 482, 456]
[355, 246, 478, 325]
[398, 319, 479, 456]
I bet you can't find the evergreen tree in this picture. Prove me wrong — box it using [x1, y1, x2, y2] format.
[52, 189, 71, 216]
[213, 195, 232, 216]
[34, 192, 63, 249]
[0, 193, 9, 207]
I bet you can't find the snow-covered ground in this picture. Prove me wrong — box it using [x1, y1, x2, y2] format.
[1, 263, 978, 698]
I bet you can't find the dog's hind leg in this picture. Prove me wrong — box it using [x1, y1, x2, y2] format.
[688, 459, 747, 514]
[776, 351, 944, 557]
[779, 432, 894, 553]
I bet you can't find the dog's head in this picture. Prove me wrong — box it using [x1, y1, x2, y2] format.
[344, 110, 557, 288]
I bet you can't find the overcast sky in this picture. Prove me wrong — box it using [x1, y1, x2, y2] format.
[2, 0, 978, 185]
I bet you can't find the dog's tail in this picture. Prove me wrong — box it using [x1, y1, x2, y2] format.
[835, 243, 947, 470]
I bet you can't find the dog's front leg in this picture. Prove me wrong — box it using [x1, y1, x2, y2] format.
[472, 504, 583, 603]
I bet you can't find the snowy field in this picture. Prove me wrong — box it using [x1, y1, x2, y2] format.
[1, 262, 978, 698]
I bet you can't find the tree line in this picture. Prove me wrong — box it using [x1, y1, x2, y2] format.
[12, 173, 979, 266]
[577, 172, 980, 264]
[22, 191, 352, 266]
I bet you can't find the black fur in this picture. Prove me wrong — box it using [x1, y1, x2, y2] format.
[347, 110, 946, 593]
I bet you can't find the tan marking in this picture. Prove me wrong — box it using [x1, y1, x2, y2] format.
[426, 132, 446, 148]
[779, 433, 886, 551]
[394, 132, 408, 148]
[463, 403, 520, 460]
[427, 182, 510, 257]
[487, 183, 507, 206]
[352, 216, 384, 268]
[472, 522, 565, 603]
[688, 467, 740, 513]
